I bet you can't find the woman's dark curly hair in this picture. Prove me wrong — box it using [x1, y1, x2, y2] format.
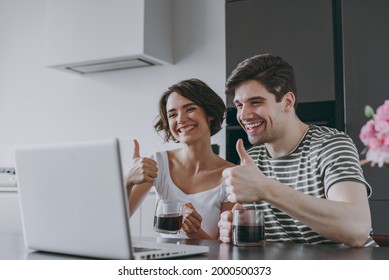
[154, 79, 226, 143]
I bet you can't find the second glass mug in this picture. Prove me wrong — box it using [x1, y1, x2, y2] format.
[153, 199, 184, 234]
[232, 208, 265, 247]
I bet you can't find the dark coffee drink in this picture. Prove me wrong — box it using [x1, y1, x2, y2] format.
[154, 213, 183, 233]
[233, 225, 265, 244]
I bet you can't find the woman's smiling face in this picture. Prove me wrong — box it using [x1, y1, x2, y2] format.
[166, 92, 211, 144]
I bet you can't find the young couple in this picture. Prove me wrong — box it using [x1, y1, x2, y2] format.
[125, 54, 377, 247]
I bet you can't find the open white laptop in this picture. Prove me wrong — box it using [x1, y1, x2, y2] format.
[15, 138, 209, 260]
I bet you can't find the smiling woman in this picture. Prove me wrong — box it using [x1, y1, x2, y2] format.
[125, 79, 235, 240]
[154, 79, 226, 143]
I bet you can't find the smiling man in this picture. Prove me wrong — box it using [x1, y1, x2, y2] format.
[219, 54, 377, 247]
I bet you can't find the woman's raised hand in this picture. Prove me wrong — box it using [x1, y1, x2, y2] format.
[125, 139, 158, 187]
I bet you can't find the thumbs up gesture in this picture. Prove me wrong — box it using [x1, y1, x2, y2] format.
[222, 139, 268, 203]
[125, 139, 158, 187]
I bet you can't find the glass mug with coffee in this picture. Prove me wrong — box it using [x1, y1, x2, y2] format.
[153, 199, 184, 234]
[232, 208, 265, 246]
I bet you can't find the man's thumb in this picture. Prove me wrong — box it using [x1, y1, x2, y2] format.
[132, 139, 140, 159]
[236, 139, 254, 165]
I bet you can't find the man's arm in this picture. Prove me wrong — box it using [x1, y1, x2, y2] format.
[222, 140, 372, 247]
[257, 179, 371, 247]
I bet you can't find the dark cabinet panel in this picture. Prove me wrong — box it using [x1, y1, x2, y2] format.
[226, 0, 335, 106]
[226, 0, 389, 234]
[370, 201, 389, 235]
[342, 0, 389, 200]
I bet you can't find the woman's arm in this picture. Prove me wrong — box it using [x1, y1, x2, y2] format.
[126, 139, 158, 216]
[221, 201, 235, 213]
[127, 182, 153, 216]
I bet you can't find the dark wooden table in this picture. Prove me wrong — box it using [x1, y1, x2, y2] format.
[1, 232, 388, 260]
[156, 237, 388, 260]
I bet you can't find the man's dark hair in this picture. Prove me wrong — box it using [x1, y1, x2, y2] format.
[226, 54, 298, 106]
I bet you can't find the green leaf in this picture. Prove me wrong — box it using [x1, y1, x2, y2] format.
[360, 147, 368, 155]
[364, 105, 375, 119]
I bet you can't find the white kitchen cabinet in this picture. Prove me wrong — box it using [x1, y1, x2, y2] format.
[129, 204, 141, 237]
[0, 190, 22, 232]
[139, 192, 159, 237]
[129, 191, 159, 238]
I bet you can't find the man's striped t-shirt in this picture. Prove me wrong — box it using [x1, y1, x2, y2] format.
[245, 124, 377, 247]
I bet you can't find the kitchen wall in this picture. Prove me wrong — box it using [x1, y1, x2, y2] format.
[0, 0, 227, 168]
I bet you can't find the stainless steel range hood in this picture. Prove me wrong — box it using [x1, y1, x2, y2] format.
[63, 57, 156, 74]
[45, 0, 173, 74]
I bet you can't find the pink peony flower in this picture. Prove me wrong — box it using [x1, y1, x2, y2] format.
[375, 100, 389, 133]
[360, 100, 389, 168]
[359, 119, 376, 146]
[376, 100, 389, 121]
